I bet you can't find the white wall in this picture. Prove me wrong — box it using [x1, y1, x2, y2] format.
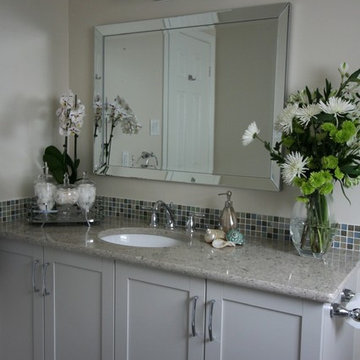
[0, 0, 69, 200]
[68, 0, 360, 224]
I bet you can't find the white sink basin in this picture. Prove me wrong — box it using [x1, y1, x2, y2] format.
[98, 228, 184, 248]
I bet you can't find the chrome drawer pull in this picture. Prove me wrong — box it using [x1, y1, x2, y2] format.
[191, 296, 199, 337]
[42, 262, 51, 296]
[32, 260, 40, 293]
[208, 299, 215, 342]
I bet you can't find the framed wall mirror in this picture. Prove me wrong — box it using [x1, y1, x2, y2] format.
[93, 2, 290, 191]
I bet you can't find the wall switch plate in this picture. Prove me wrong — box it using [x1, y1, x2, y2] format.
[150, 119, 160, 136]
[122, 151, 130, 167]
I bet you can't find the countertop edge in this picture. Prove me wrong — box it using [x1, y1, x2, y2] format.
[1, 228, 357, 304]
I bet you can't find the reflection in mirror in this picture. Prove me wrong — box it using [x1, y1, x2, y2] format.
[93, 3, 290, 190]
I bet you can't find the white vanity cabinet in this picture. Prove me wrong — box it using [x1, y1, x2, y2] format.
[0, 239, 114, 360]
[0, 240, 44, 360]
[43, 246, 114, 360]
[115, 262, 206, 360]
[115, 263, 357, 360]
[205, 281, 323, 360]
[115, 263, 303, 360]
[1, 236, 357, 360]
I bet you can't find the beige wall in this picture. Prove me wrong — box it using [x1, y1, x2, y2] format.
[0, 0, 349, 224]
[0, 0, 69, 200]
[214, 19, 277, 177]
[104, 32, 163, 168]
[68, 0, 360, 224]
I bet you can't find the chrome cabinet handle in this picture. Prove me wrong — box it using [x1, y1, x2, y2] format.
[341, 288, 355, 303]
[42, 262, 51, 296]
[191, 296, 199, 337]
[330, 303, 360, 322]
[208, 299, 215, 342]
[32, 260, 40, 293]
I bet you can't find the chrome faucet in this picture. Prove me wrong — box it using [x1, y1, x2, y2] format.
[153, 200, 176, 230]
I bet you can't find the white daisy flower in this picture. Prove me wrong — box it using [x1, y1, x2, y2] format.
[242, 122, 260, 146]
[275, 103, 298, 134]
[319, 97, 355, 116]
[281, 152, 309, 185]
[295, 104, 321, 127]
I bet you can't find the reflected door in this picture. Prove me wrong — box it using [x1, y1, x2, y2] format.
[165, 29, 215, 173]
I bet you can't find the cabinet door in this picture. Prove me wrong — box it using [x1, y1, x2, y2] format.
[115, 262, 205, 360]
[43, 248, 114, 360]
[205, 281, 304, 360]
[0, 239, 44, 360]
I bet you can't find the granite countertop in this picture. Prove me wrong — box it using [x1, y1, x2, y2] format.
[1, 216, 359, 303]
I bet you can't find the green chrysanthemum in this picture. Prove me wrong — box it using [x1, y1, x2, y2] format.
[319, 182, 334, 195]
[335, 167, 344, 180]
[301, 181, 315, 195]
[333, 120, 356, 143]
[321, 155, 338, 169]
[309, 170, 332, 189]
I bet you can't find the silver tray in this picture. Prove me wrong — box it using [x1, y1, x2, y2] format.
[27, 200, 103, 225]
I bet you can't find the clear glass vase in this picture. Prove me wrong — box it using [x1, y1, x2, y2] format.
[290, 192, 336, 259]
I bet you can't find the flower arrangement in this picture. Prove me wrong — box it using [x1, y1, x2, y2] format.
[94, 95, 141, 174]
[43, 90, 85, 184]
[242, 63, 360, 256]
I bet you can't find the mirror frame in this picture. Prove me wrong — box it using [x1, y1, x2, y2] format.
[93, 3, 290, 191]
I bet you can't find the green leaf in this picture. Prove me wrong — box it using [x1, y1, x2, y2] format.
[296, 196, 309, 203]
[347, 68, 360, 83]
[324, 78, 332, 99]
[337, 68, 360, 95]
[43, 146, 66, 184]
[340, 165, 360, 176]
[305, 86, 313, 104]
[64, 153, 80, 183]
[44, 145, 63, 160]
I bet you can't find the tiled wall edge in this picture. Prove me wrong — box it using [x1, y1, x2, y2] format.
[1, 196, 358, 251]
[0, 198, 31, 223]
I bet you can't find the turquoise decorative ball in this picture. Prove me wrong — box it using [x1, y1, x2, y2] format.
[226, 229, 244, 245]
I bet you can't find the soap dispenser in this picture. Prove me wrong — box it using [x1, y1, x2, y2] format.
[218, 191, 238, 233]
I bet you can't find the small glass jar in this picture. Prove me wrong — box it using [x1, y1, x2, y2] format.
[55, 174, 79, 206]
[76, 172, 96, 213]
[34, 163, 56, 212]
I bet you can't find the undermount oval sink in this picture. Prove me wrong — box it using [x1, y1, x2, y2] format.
[98, 228, 184, 248]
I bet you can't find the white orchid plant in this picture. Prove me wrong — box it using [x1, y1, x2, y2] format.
[94, 95, 142, 174]
[243, 63, 360, 203]
[43, 90, 86, 184]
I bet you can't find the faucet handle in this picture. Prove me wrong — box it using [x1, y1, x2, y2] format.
[141, 205, 158, 228]
[163, 202, 175, 230]
[186, 212, 205, 233]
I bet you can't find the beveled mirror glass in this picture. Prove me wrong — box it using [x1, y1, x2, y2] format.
[93, 3, 290, 190]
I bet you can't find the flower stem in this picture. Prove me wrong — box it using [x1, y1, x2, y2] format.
[74, 134, 78, 164]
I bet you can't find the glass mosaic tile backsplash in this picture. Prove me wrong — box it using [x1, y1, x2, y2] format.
[1, 196, 358, 251]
